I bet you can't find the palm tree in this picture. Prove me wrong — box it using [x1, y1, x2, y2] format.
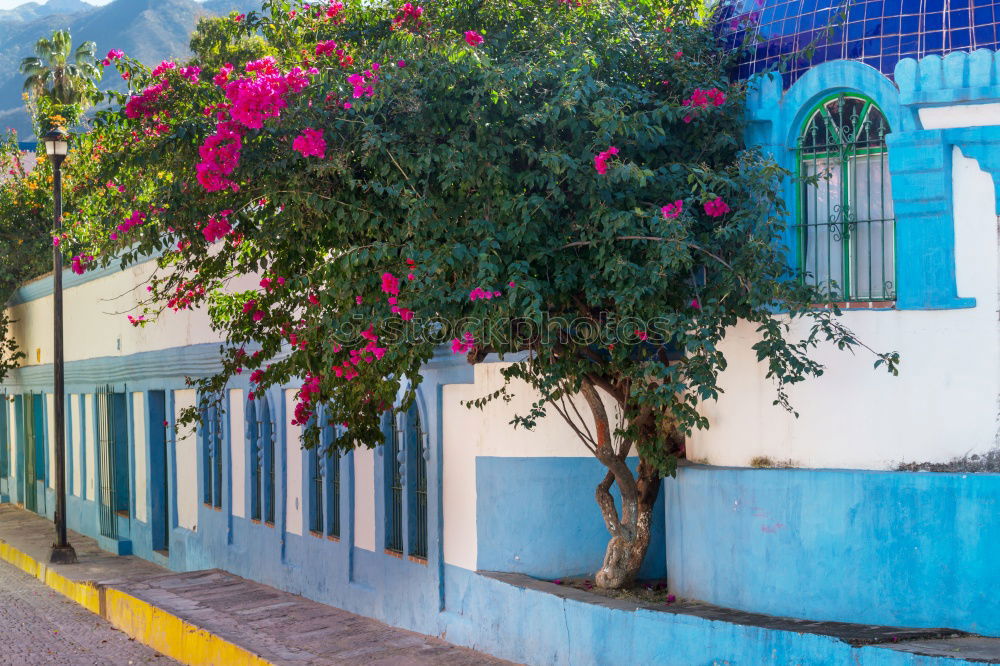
[19, 30, 102, 108]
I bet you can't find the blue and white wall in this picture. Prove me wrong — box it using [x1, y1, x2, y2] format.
[1, 50, 999, 666]
[671, 51, 1000, 638]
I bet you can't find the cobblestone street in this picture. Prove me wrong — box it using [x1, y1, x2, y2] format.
[0, 559, 175, 666]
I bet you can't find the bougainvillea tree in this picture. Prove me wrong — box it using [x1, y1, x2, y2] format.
[55, 0, 899, 588]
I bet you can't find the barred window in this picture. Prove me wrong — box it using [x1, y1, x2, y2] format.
[247, 393, 275, 524]
[796, 94, 895, 302]
[200, 397, 224, 509]
[385, 412, 404, 554]
[406, 404, 428, 560]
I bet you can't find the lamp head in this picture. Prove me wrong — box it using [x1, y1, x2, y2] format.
[41, 127, 69, 157]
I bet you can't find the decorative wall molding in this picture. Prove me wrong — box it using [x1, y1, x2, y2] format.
[746, 54, 1000, 310]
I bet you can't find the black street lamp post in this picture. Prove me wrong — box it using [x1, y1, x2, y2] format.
[43, 127, 77, 565]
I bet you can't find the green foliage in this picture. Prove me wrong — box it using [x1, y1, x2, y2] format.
[190, 15, 276, 70]
[0, 131, 54, 381]
[56, 0, 897, 474]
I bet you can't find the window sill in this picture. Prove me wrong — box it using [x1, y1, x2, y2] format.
[811, 300, 896, 310]
[327, 534, 340, 542]
[408, 555, 428, 565]
[384, 549, 403, 559]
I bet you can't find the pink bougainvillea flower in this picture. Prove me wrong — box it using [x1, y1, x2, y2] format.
[464, 30, 484, 46]
[661, 200, 683, 219]
[202, 212, 232, 243]
[397, 60, 406, 68]
[252, 310, 265, 322]
[704, 197, 731, 217]
[101, 49, 124, 66]
[593, 146, 619, 175]
[381, 272, 400, 295]
[213, 63, 234, 86]
[450, 332, 476, 354]
[690, 298, 701, 310]
[293, 128, 326, 158]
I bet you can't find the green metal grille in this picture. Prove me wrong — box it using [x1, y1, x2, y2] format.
[22, 395, 37, 513]
[408, 407, 428, 559]
[309, 446, 323, 532]
[796, 94, 895, 302]
[385, 416, 403, 554]
[327, 449, 340, 538]
[0, 395, 8, 480]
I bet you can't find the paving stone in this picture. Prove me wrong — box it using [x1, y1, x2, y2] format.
[0, 558, 176, 665]
[0, 505, 511, 665]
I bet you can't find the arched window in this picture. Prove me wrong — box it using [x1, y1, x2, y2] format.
[384, 412, 404, 554]
[247, 399, 260, 520]
[796, 94, 895, 302]
[200, 395, 223, 509]
[247, 392, 275, 524]
[307, 410, 342, 538]
[406, 403, 428, 560]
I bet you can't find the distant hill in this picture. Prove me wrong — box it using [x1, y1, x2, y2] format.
[0, 0, 260, 140]
[0, 0, 92, 25]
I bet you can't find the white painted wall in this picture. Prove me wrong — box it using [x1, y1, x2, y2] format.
[45, 393, 54, 489]
[687, 150, 1000, 469]
[5, 259, 259, 368]
[919, 103, 1000, 129]
[229, 389, 246, 519]
[284, 390, 303, 536]
[83, 394, 95, 501]
[441, 363, 621, 571]
[70, 395, 81, 497]
[132, 392, 147, 523]
[174, 389, 198, 531]
[354, 446, 375, 551]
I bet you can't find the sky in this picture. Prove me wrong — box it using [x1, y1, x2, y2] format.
[0, 0, 102, 8]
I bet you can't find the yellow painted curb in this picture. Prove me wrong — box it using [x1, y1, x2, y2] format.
[0, 538, 271, 666]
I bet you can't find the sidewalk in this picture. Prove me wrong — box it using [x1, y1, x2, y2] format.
[0, 504, 510, 665]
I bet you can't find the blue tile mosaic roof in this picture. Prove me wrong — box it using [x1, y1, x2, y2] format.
[720, 0, 1000, 85]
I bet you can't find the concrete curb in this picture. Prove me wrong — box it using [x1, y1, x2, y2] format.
[0, 539, 271, 666]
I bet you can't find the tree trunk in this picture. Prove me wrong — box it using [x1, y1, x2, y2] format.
[594, 460, 661, 589]
[578, 379, 663, 590]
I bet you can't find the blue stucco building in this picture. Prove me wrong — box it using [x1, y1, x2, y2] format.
[1, 2, 999, 664]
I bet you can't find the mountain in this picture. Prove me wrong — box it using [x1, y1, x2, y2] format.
[0, 0, 260, 140]
[0, 0, 93, 25]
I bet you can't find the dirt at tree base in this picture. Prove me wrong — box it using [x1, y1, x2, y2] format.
[548, 576, 680, 606]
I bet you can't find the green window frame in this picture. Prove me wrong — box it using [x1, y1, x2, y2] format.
[796, 93, 896, 302]
[0, 395, 8, 480]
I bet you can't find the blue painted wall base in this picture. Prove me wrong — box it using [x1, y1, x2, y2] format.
[665, 465, 1000, 637]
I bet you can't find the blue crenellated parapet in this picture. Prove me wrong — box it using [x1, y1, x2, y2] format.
[746, 51, 1000, 310]
[894, 49, 1000, 106]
